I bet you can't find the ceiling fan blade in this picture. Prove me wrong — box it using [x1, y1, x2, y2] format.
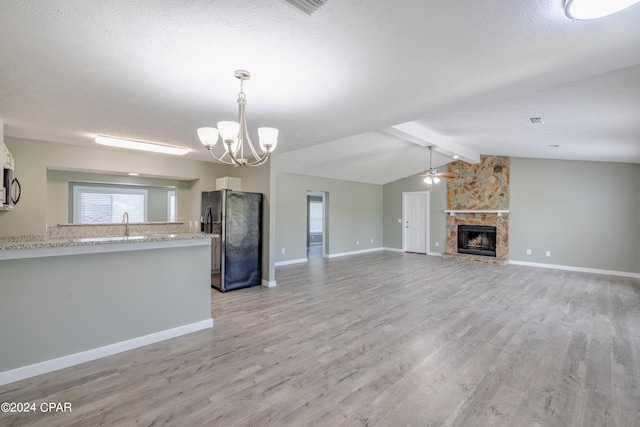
[436, 172, 459, 179]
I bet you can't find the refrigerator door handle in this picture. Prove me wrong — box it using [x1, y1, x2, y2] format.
[205, 206, 213, 233]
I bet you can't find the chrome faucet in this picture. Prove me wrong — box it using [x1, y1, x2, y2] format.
[122, 212, 129, 236]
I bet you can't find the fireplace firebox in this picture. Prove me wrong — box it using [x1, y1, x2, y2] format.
[457, 225, 497, 257]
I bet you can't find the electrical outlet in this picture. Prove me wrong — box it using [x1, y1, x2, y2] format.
[281, 248, 285, 254]
[526, 249, 531, 255]
[546, 250, 551, 257]
[357, 240, 360, 245]
[435, 242, 439, 247]
[370, 238, 373, 244]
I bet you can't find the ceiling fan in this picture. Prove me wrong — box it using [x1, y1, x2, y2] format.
[417, 145, 459, 184]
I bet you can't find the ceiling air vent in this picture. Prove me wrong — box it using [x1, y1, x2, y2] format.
[528, 117, 544, 124]
[283, 0, 328, 15]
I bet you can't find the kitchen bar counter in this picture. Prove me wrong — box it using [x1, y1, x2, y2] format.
[0, 233, 213, 385]
[0, 233, 214, 260]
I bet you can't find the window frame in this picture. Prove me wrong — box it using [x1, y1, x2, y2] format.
[72, 184, 148, 224]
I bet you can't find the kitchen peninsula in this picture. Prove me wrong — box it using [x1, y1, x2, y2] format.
[0, 230, 213, 386]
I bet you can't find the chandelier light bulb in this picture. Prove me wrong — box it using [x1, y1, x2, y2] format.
[217, 121, 240, 142]
[197, 127, 219, 148]
[258, 127, 279, 152]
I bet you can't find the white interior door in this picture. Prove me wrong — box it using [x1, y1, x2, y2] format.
[403, 192, 428, 253]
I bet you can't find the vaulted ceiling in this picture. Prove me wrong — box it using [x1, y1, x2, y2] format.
[1, 1, 639, 184]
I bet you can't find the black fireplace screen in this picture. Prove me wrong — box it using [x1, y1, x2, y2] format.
[457, 225, 497, 257]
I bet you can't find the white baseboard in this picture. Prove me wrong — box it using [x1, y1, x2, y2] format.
[262, 279, 277, 287]
[508, 260, 639, 279]
[327, 247, 384, 258]
[274, 258, 308, 267]
[0, 318, 214, 387]
[275, 248, 439, 262]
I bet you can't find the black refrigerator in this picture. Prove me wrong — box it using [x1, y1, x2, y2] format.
[201, 189, 262, 292]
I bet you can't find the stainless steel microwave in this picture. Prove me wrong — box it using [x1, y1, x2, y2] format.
[2, 166, 21, 209]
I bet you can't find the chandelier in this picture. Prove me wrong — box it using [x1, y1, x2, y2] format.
[198, 70, 278, 167]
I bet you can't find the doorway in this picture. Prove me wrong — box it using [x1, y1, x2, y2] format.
[307, 191, 327, 259]
[402, 191, 430, 254]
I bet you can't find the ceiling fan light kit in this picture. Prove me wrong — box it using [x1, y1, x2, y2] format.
[424, 175, 440, 185]
[198, 70, 278, 167]
[564, 0, 640, 20]
[420, 145, 459, 186]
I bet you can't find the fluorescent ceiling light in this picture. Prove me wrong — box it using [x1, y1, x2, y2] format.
[565, 0, 640, 20]
[95, 136, 189, 155]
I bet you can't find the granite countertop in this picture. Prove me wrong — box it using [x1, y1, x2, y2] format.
[0, 233, 214, 251]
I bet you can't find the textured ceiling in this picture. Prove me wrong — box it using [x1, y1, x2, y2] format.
[0, 0, 639, 184]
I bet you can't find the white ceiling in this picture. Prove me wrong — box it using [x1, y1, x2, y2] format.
[1, 0, 639, 184]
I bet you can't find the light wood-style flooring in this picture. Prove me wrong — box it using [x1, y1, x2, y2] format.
[1, 252, 639, 426]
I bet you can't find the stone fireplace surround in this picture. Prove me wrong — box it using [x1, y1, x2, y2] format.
[441, 155, 510, 265]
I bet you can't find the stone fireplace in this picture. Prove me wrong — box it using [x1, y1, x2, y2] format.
[442, 155, 510, 265]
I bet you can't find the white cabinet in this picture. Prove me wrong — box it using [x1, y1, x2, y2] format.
[216, 177, 241, 191]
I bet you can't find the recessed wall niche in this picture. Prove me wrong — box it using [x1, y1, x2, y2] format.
[46, 169, 190, 226]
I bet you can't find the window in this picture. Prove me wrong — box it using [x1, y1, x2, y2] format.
[168, 190, 176, 222]
[72, 185, 147, 223]
[309, 199, 323, 233]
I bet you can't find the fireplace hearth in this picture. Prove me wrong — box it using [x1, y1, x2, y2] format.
[457, 225, 497, 257]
